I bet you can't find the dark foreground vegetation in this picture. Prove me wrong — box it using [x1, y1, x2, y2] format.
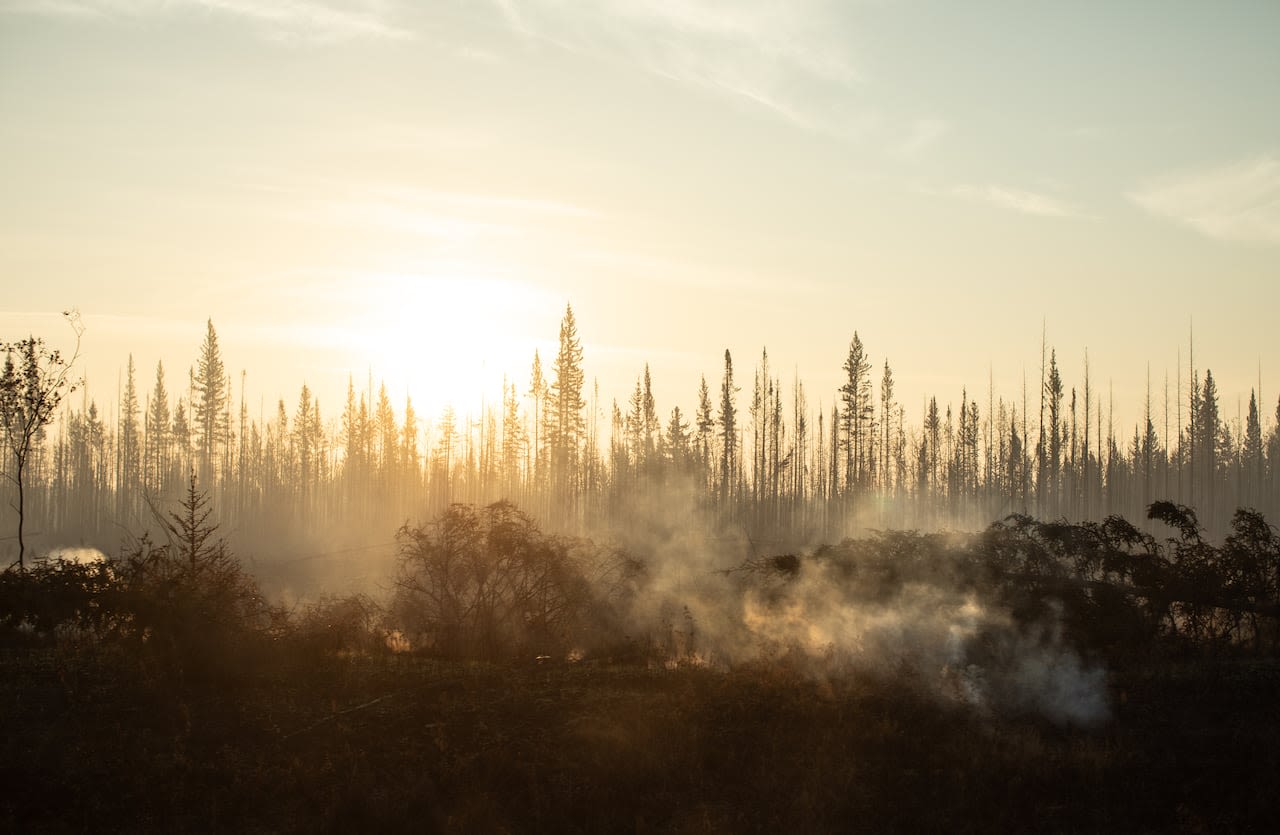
[3, 491, 1280, 833]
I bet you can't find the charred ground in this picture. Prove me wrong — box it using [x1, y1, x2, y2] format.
[3, 496, 1280, 833]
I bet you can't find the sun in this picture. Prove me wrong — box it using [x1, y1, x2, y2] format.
[343, 271, 547, 420]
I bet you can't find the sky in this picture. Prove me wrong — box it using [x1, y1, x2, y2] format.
[2, 0, 1279, 439]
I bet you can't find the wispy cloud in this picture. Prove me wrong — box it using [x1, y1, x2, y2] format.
[493, 0, 863, 136]
[569, 246, 823, 296]
[258, 181, 598, 257]
[5, 0, 412, 43]
[412, 188, 597, 219]
[302, 183, 596, 222]
[896, 118, 949, 157]
[1128, 154, 1280, 245]
[949, 184, 1084, 219]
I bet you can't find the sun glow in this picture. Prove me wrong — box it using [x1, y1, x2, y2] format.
[341, 272, 549, 420]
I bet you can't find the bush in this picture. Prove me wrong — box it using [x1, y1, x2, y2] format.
[292, 592, 385, 657]
[112, 475, 280, 680]
[0, 556, 119, 642]
[391, 501, 637, 661]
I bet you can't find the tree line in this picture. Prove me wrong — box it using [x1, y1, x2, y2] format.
[5, 305, 1280, 561]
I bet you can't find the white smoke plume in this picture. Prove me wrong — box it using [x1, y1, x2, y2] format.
[607, 485, 1111, 727]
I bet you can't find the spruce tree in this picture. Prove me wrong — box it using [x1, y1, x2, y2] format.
[147, 361, 170, 494]
[120, 354, 141, 513]
[840, 333, 871, 495]
[1243, 390, 1263, 506]
[549, 305, 585, 504]
[695, 375, 715, 490]
[719, 350, 738, 507]
[193, 319, 227, 485]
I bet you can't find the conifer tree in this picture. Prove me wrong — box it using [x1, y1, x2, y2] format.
[171, 397, 192, 487]
[146, 361, 170, 495]
[1243, 390, 1263, 507]
[501, 379, 524, 495]
[1046, 349, 1064, 514]
[377, 382, 398, 480]
[1268, 397, 1280, 509]
[626, 374, 644, 475]
[719, 350, 739, 509]
[401, 396, 420, 487]
[641, 364, 657, 470]
[293, 383, 320, 510]
[1199, 369, 1221, 525]
[880, 361, 895, 493]
[925, 396, 941, 501]
[549, 305, 585, 504]
[695, 375, 715, 490]
[666, 406, 690, 473]
[840, 333, 872, 495]
[120, 354, 141, 513]
[341, 376, 364, 480]
[792, 377, 808, 506]
[193, 319, 227, 485]
[434, 405, 458, 499]
[527, 351, 547, 487]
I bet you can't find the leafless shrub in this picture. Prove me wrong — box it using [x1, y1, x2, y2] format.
[391, 501, 638, 661]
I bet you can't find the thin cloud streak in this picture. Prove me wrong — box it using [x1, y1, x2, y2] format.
[950, 184, 1084, 219]
[292, 184, 597, 246]
[222, 175, 599, 249]
[570, 247, 824, 296]
[1129, 154, 1280, 246]
[244, 178, 597, 220]
[4, 0, 413, 43]
[896, 118, 950, 157]
[493, 0, 863, 137]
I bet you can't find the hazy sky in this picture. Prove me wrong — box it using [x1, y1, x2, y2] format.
[3, 1, 1279, 436]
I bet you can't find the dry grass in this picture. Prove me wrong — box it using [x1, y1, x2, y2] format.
[2, 644, 1278, 834]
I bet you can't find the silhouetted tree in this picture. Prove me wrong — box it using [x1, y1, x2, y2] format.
[1199, 370, 1222, 527]
[1, 316, 81, 569]
[925, 396, 941, 503]
[376, 382, 398, 485]
[695, 375, 715, 492]
[1243, 391, 1263, 508]
[120, 473, 270, 676]
[548, 306, 585, 516]
[640, 364, 658, 472]
[527, 351, 547, 490]
[401, 396, 420, 488]
[792, 377, 809, 511]
[193, 320, 227, 484]
[293, 384, 322, 512]
[880, 361, 895, 494]
[1045, 349, 1064, 514]
[119, 354, 141, 517]
[501, 379, 524, 497]
[719, 350, 738, 509]
[145, 361, 170, 495]
[666, 406, 691, 474]
[1266, 398, 1280, 512]
[840, 333, 872, 496]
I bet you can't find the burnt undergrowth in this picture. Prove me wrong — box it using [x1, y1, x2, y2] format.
[2, 494, 1279, 833]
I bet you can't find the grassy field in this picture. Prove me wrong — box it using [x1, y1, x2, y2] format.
[4, 642, 1279, 834]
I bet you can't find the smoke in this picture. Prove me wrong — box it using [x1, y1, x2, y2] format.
[606, 483, 1111, 728]
[40, 546, 107, 565]
[964, 603, 1111, 727]
[220, 474, 1111, 727]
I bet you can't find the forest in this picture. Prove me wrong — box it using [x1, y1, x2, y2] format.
[4, 305, 1279, 569]
[3, 308, 1280, 832]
